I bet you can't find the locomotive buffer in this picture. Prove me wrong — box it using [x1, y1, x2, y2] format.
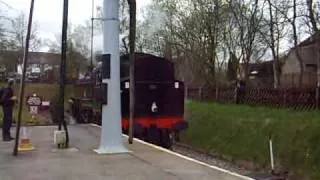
[94, 0, 128, 154]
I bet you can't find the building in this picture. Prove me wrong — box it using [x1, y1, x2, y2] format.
[240, 33, 319, 89]
[281, 34, 319, 88]
[0, 51, 88, 83]
[236, 60, 275, 88]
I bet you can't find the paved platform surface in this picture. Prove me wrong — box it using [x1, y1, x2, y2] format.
[0, 125, 253, 180]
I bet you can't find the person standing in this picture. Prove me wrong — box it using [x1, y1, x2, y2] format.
[1, 79, 17, 141]
[235, 79, 246, 104]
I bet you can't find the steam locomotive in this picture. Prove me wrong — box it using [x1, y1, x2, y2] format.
[69, 53, 188, 148]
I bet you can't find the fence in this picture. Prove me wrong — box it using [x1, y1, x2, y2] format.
[187, 87, 319, 111]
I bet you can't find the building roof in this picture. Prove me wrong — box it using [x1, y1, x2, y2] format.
[296, 32, 320, 48]
[285, 32, 319, 65]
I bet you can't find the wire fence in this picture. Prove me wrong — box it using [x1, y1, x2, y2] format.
[187, 87, 319, 111]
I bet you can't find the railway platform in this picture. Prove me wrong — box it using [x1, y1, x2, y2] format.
[0, 124, 254, 180]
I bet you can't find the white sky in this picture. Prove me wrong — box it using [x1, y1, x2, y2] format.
[1, 0, 151, 51]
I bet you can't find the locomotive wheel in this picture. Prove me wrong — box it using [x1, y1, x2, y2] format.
[80, 110, 92, 123]
[174, 131, 180, 142]
[144, 127, 173, 149]
[147, 126, 161, 145]
[142, 128, 149, 142]
[160, 129, 173, 149]
[81, 112, 89, 123]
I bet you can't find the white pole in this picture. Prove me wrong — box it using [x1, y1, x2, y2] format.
[269, 137, 275, 171]
[94, 0, 128, 154]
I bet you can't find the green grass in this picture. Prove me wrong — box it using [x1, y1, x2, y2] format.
[182, 101, 320, 179]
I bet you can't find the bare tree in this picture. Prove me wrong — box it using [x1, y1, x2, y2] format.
[69, 22, 92, 58]
[45, 32, 88, 81]
[0, 13, 8, 49]
[6, 12, 42, 52]
[306, 0, 319, 32]
[228, 0, 265, 82]
[266, 0, 286, 88]
[137, 0, 272, 88]
[292, 0, 305, 87]
[0, 12, 42, 72]
[267, 0, 312, 87]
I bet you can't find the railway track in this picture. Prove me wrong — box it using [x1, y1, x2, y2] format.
[172, 143, 289, 180]
[172, 142, 253, 176]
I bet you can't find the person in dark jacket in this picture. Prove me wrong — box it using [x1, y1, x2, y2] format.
[235, 80, 246, 104]
[1, 79, 16, 141]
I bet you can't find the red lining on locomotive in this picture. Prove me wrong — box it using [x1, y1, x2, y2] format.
[122, 116, 184, 129]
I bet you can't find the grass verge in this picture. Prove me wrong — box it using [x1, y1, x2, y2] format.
[182, 100, 320, 179]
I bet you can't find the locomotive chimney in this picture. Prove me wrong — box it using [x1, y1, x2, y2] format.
[94, 0, 128, 154]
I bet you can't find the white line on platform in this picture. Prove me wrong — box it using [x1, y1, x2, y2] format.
[90, 123, 254, 180]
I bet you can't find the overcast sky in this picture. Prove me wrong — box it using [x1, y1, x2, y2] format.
[1, 0, 151, 51]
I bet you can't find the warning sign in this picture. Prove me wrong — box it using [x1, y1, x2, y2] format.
[26, 95, 42, 106]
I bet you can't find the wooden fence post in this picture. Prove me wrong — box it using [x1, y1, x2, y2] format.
[257, 88, 260, 105]
[235, 87, 239, 104]
[283, 90, 287, 107]
[316, 87, 319, 109]
[198, 87, 203, 101]
[215, 87, 219, 102]
[291, 73, 294, 88]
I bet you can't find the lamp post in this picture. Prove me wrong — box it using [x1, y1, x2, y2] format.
[13, 0, 35, 156]
[90, 0, 94, 71]
[58, 0, 69, 148]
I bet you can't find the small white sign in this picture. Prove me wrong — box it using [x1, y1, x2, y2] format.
[30, 106, 38, 115]
[42, 101, 50, 106]
[125, 82, 130, 89]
